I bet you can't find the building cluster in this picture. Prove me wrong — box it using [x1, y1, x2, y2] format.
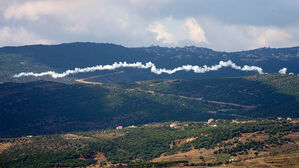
[116, 125, 137, 130]
[115, 117, 293, 131]
[277, 117, 292, 121]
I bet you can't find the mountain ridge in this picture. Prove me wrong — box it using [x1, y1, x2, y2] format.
[1, 42, 298, 53]
[0, 42, 298, 83]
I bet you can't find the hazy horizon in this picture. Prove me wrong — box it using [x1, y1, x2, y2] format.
[1, 0, 299, 51]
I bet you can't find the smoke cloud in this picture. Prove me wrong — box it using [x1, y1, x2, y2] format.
[13, 60, 264, 79]
[278, 68, 287, 74]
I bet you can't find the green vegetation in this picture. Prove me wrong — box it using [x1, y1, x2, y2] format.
[0, 43, 298, 83]
[0, 43, 298, 167]
[245, 74, 299, 100]
[0, 74, 298, 137]
[0, 119, 298, 167]
[129, 160, 188, 167]
[213, 153, 230, 163]
[0, 53, 74, 83]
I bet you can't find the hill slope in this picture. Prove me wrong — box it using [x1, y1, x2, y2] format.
[0, 74, 298, 138]
[0, 119, 298, 167]
[0, 42, 298, 83]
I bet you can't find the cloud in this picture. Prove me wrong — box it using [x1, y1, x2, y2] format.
[1, 0, 299, 50]
[4, 0, 63, 21]
[159, 0, 299, 27]
[185, 18, 207, 43]
[248, 27, 291, 47]
[148, 23, 174, 44]
[195, 17, 298, 51]
[0, 26, 52, 46]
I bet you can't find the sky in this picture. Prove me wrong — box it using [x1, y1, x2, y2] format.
[0, 0, 299, 51]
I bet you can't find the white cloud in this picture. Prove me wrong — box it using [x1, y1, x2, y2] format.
[148, 23, 174, 44]
[65, 24, 88, 34]
[248, 27, 290, 47]
[4, 0, 62, 21]
[195, 17, 298, 51]
[0, 26, 52, 46]
[185, 18, 207, 43]
[1, 0, 299, 50]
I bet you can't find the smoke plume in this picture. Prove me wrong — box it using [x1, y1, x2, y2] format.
[278, 68, 287, 74]
[13, 60, 264, 79]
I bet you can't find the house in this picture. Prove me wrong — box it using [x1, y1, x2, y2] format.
[211, 124, 217, 127]
[287, 117, 292, 121]
[127, 125, 137, 128]
[208, 118, 214, 123]
[170, 122, 177, 128]
[116, 126, 123, 130]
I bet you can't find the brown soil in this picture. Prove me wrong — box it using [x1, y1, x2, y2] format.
[62, 133, 92, 140]
[238, 132, 269, 142]
[152, 149, 203, 163]
[153, 131, 299, 168]
[91, 131, 125, 139]
[75, 79, 103, 85]
[86, 152, 107, 168]
[153, 147, 220, 164]
[0, 142, 13, 154]
[211, 152, 299, 168]
[75, 71, 124, 85]
[285, 132, 299, 142]
[153, 151, 299, 168]
[170, 137, 198, 148]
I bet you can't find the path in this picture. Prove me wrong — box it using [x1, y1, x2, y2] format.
[76, 76, 257, 110]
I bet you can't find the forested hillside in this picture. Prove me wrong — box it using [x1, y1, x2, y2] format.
[0, 119, 298, 167]
[0, 74, 298, 138]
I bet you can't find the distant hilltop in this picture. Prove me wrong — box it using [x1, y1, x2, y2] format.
[0, 42, 298, 83]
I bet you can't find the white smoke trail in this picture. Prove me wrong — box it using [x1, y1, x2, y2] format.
[13, 60, 264, 79]
[278, 68, 287, 74]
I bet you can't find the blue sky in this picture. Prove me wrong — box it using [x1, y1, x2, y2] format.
[0, 0, 299, 51]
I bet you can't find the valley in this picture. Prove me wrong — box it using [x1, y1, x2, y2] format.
[0, 43, 298, 167]
[0, 74, 298, 138]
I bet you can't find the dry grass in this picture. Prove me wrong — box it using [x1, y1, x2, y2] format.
[90, 131, 125, 139]
[170, 137, 198, 148]
[0, 142, 13, 154]
[238, 132, 269, 142]
[86, 152, 107, 168]
[212, 152, 299, 168]
[155, 152, 299, 168]
[152, 149, 204, 163]
[152, 147, 221, 164]
[62, 133, 92, 140]
[152, 131, 299, 167]
[75, 79, 103, 85]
